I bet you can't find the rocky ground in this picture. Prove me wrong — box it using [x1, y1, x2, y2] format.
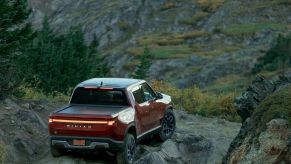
[0, 99, 240, 164]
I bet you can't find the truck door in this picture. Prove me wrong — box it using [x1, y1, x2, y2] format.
[132, 86, 152, 132]
[140, 83, 162, 128]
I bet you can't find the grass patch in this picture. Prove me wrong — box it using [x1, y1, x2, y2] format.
[271, 0, 291, 5]
[179, 11, 209, 25]
[160, 2, 177, 11]
[252, 85, 291, 132]
[203, 75, 252, 94]
[259, 68, 291, 78]
[190, 66, 203, 73]
[251, 0, 291, 9]
[197, 0, 225, 12]
[123, 60, 139, 71]
[128, 41, 243, 59]
[127, 45, 193, 59]
[151, 80, 241, 122]
[130, 31, 243, 59]
[221, 23, 287, 36]
[156, 39, 185, 46]
[137, 34, 184, 46]
[193, 43, 244, 57]
[136, 31, 208, 46]
[152, 45, 192, 59]
[116, 20, 130, 31]
[174, 30, 209, 39]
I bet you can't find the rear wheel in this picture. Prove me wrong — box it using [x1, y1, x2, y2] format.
[50, 146, 63, 157]
[158, 109, 176, 141]
[116, 133, 136, 164]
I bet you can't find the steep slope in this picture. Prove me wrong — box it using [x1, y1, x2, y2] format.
[27, 0, 291, 88]
[223, 75, 291, 163]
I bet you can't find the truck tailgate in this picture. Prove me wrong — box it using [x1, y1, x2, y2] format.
[49, 105, 126, 137]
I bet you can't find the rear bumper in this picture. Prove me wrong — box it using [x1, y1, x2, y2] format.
[50, 135, 124, 152]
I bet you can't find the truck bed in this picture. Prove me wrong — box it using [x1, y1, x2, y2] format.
[57, 105, 127, 116]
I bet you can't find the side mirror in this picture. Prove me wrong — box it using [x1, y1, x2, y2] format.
[156, 92, 163, 99]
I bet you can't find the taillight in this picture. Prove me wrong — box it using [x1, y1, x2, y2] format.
[84, 87, 113, 90]
[48, 118, 115, 125]
[107, 120, 115, 126]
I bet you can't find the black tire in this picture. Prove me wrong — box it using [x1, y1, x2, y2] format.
[50, 145, 62, 157]
[158, 109, 176, 141]
[116, 134, 136, 164]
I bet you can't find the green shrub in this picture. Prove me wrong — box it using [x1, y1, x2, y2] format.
[117, 21, 130, 31]
[252, 34, 291, 73]
[151, 80, 240, 122]
[252, 85, 291, 132]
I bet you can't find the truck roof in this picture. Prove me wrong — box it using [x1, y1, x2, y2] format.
[76, 78, 143, 88]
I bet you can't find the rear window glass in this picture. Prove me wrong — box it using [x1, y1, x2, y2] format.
[70, 87, 128, 106]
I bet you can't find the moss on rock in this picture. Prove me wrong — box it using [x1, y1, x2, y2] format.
[252, 85, 291, 133]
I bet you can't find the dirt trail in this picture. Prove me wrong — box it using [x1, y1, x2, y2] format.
[0, 99, 241, 164]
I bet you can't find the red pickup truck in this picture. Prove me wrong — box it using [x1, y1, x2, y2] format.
[48, 78, 175, 164]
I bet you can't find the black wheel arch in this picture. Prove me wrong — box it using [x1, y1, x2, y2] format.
[125, 122, 137, 141]
[166, 105, 174, 111]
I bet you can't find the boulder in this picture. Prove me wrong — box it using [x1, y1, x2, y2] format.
[134, 152, 167, 164]
[223, 75, 291, 163]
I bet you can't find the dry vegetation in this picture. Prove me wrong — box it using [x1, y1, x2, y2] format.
[179, 11, 209, 25]
[17, 86, 69, 102]
[197, 0, 225, 11]
[160, 2, 177, 10]
[151, 80, 241, 122]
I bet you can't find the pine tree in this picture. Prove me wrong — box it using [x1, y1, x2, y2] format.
[252, 34, 291, 74]
[133, 46, 152, 79]
[0, 0, 33, 97]
[20, 18, 94, 94]
[89, 34, 108, 77]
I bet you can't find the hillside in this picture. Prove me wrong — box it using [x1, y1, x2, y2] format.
[28, 0, 291, 88]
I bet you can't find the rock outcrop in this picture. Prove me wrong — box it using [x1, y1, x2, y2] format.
[223, 75, 291, 163]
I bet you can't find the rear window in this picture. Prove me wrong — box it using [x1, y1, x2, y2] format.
[70, 87, 128, 106]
